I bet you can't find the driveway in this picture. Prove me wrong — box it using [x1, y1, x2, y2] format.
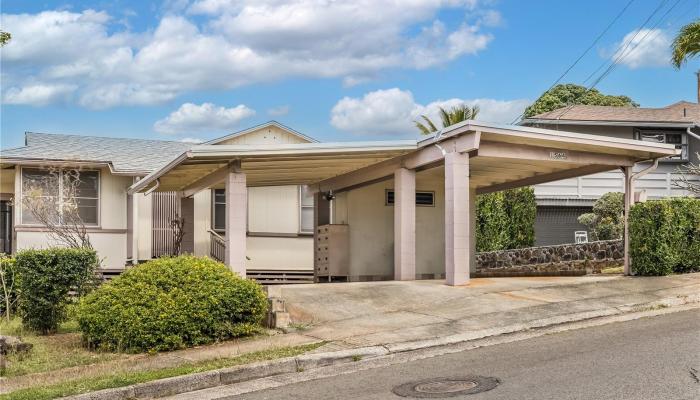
[278, 274, 700, 348]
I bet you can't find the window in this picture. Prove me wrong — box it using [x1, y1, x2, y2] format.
[636, 130, 688, 160]
[385, 190, 435, 206]
[299, 186, 314, 234]
[212, 189, 226, 231]
[21, 168, 99, 225]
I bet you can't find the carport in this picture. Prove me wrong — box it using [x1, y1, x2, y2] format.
[128, 121, 678, 285]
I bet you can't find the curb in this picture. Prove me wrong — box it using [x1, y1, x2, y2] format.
[62, 293, 700, 400]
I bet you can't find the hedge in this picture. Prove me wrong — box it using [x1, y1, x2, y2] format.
[14, 248, 98, 333]
[630, 197, 700, 275]
[476, 187, 536, 252]
[77, 256, 268, 353]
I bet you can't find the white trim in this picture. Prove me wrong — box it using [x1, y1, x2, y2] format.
[521, 119, 695, 128]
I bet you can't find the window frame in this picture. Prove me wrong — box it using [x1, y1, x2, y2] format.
[385, 189, 435, 207]
[298, 186, 315, 235]
[635, 129, 689, 162]
[211, 188, 227, 233]
[20, 166, 101, 227]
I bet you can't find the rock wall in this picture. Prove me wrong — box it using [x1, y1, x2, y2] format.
[475, 240, 624, 277]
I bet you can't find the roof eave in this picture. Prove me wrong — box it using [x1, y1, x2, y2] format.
[521, 119, 696, 128]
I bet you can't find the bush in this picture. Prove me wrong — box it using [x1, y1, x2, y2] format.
[15, 248, 98, 334]
[630, 197, 700, 276]
[0, 254, 18, 319]
[476, 187, 536, 251]
[77, 256, 268, 353]
[578, 192, 624, 241]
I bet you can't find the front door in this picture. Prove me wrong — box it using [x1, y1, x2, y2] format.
[0, 200, 12, 254]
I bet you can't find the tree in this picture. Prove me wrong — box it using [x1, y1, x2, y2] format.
[415, 104, 480, 135]
[170, 214, 186, 256]
[674, 158, 700, 195]
[671, 19, 700, 69]
[0, 31, 10, 47]
[523, 84, 638, 118]
[476, 187, 536, 252]
[21, 168, 93, 249]
[577, 192, 624, 241]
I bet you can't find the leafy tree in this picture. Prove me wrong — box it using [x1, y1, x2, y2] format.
[523, 84, 638, 118]
[674, 158, 700, 196]
[415, 104, 480, 135]
[476, 187, 536, 252]
[0, 31, 10, 47]
[671, 19, 700, 69]
[577, 192, 624, 241]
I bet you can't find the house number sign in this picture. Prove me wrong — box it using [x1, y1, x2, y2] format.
[549, 151, 568, 160]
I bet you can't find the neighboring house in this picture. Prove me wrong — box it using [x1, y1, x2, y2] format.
[0, 121, 316, 273]
[522, 91, 700, 245]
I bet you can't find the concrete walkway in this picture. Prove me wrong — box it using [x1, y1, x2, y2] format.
[279, 274, 700, 349]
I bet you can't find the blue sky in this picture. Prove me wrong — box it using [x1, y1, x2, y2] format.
[1, 0, 699, 148]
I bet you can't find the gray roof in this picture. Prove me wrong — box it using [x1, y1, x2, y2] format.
[0, 132, 193, 174]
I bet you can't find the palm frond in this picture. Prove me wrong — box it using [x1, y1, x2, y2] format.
[672, 19, 700, 69]
[438, 107, 451, 128]
[414, 115, 439, 135]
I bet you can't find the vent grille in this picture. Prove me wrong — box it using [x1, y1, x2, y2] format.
[386, 190, 435, 206]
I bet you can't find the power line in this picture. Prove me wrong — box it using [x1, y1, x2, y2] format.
[509, 0, 637, 124]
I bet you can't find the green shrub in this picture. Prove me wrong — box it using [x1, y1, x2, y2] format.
[477, 187, 536, 251]
[15, 248, 98, 334]
[578, 192, 624, 241]
[0, 254, 18, 319]
[630, 197, 700, 275]
[77, 256, 268, 353]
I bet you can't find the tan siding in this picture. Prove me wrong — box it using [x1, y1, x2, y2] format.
[217, 126, 308, 145]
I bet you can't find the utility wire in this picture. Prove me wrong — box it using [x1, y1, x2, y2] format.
[509, 0, 637, 124]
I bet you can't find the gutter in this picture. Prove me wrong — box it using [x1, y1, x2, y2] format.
[687, 125, 700, 141]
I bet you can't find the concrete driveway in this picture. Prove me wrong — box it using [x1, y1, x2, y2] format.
[278, 274, 700, 348]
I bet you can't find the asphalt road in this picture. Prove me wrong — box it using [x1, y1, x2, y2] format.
[239, 309, 700, 400]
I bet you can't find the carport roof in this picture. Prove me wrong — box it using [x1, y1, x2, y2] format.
[128, 121, 678, 195]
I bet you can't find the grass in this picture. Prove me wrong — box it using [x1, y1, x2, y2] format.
[0, 317, 125, 377]
[0, 342, 324, 400]
[601, 266, 624, 274]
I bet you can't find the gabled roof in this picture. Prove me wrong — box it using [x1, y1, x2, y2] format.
[523, 101, 700, 127]
[204, 121, 318, 145]
[0, 132, 192, 175]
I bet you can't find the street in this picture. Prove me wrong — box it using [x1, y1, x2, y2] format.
[239, 309, 700, 400]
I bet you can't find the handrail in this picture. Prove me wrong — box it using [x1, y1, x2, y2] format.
[208, 229, 225, 242]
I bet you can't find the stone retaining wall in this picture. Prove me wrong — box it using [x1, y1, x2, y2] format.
[475, 240, 624, 277]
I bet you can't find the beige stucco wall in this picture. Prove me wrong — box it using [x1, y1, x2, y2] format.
[14, 166, 132, 268]
[246, 236, 313, 270]
[0, 168, 14, 195]
[333, 168, 446, 278]
[135, 192, 153, 260]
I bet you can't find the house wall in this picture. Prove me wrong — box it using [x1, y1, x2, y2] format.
[332, 168, 446, 279]
[217, 126, 309, 145]
[14, 166, 132, 269]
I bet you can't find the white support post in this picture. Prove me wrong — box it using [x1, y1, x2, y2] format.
[394, 168, 416, 280]
[622, 166, 633, 276]
[225, 163, 247, 277]
[444, 152, 472, 286]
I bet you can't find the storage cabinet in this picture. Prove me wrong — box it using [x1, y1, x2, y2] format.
[315, 224, 349, 282]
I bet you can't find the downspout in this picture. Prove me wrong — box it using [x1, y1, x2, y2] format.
[144, 179, 160, 196]
[687, 125, 700, 142]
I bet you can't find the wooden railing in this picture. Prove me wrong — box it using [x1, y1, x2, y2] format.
[209, 230, 226, 263]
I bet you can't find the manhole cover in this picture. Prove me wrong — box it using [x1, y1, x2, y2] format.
[392, 376, 499, 398]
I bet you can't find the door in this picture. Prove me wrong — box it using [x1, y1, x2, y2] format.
[0, 200, 12, 254]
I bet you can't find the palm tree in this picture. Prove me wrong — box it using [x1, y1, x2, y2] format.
[414, 104, 480, 135]
[671, 19, 700, 69]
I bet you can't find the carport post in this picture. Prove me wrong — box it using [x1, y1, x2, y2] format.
[394, 167, 416, 280]
[444, 151, 472, 286]
[622, 166, 633, 276]
[225, 162, 247, 277]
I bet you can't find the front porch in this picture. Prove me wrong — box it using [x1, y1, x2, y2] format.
[128, 121, 678, 285]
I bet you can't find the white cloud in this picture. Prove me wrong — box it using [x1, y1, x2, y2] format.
[330, 88, 529, 136]
[3, 84, 77, 106]
[267, 105, 290, 116]
[2, 2, 498, 108]
[154, 102, 255, 135]
[613, 29, 671, 69]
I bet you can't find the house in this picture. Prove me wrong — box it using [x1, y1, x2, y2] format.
[522, 89, 700, 245]
[127, 121, 677, 283]
[0, 119, 682, 284]
[0, 121, 317, 276]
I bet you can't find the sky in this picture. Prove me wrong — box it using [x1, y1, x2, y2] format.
[1, 0, 699, 148]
